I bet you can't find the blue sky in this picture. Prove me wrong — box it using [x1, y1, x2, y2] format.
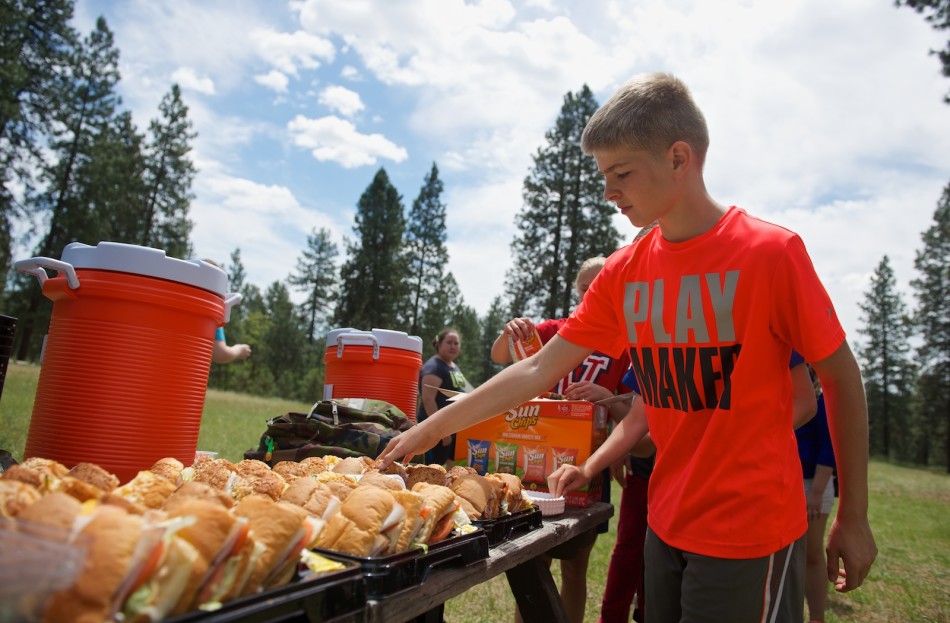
[65, 0, 948, 340]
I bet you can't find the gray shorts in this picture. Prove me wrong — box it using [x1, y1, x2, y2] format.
[804, 477, 835, 514]
[644, 528, 805, 623]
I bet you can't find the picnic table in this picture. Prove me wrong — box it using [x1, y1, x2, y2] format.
[358, 501, 614, 623]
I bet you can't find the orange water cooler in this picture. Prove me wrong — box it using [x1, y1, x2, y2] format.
[323, 328, 423, 422]
[15, 242, 241, 483]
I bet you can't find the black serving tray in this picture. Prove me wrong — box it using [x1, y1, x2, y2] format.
[315, 528, 489, 599]
[164, 560, 364, 623]
[417, 528, 489, 583]
[472, 507, 543, 546]
[313, 544, 420, 600]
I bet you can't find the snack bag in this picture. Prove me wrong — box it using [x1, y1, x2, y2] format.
[508, 326, 543, 362]
[467, 439, 491, 475]
[493, 442, 518, 474]
[551, 447, 579, 472]
[521, 445, 548, 486]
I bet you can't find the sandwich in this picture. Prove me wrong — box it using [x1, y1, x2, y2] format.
[405, 463, 447, 489]
[16, 491, 81, 529]
[231, 469, 288, 502]
[272, 460, 310, 481]
[112, 512, 206, 623]
[358, 470, 406, 492]
[58, 462, 120, 502]
[411, 483, 468, 545]
[163, 480, 234, 509]
[331, 456, 371, 476]
[234, 459, 272, 478]
[0, 479, 42, 516]
[298, 456, 328, 476]
[314, 486, 405, 557]
[164, 498, 258, 611]
[42, 504, 145, 623]
[109, 470, 178, 511]
[490, 472, 529, 514]
[315, 471, 359, 501]
[21, 457, 69, 480]
[1, 463, 47, 490]
[149, 457, 185, 485]
[449, 474, 493, 520]
[392, 489, 426, 551]
[280, 477, 341, 519]
[234, 494, 323, 593]
[191, 459, 244, 497]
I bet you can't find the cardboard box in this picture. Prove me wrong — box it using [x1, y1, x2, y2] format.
[452, 397, 608, 507]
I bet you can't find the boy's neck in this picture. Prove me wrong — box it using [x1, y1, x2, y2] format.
[658, 187, 727, 243]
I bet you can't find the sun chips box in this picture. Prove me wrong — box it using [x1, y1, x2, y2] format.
[452, 396, 609, 507]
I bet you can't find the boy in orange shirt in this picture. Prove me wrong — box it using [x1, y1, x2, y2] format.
[378, 72, 876, 622]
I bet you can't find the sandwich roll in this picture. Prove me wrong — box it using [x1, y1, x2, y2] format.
[234, 495, 315, 594]
[42, 504, 144, 623]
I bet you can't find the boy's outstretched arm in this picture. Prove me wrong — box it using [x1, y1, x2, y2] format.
[811, 340, 878, 592]
[377, 335, 591, 468]
[548, 396, 649, 497]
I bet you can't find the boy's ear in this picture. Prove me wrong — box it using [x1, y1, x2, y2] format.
[670, 141, 691, 173]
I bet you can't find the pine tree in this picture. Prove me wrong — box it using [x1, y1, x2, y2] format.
[260, 281, 307, 399]
[334, 168, 407, 331]
[141, 84, 195, 259]
[82, 110, 148, 243]
[404, 163, 449, 336]
[857, 255, 916, 459]
[0, 0, 77, 291]
[909, 185, 950, 470]
[288, 227, 338, 344]
[476, 295, 508, 385]
[896, 0, 950, 102]
[14, 16, 120, 360]
[504, 85, 622, 319]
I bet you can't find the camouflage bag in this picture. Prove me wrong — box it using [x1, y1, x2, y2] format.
[243, 398, 414, 464]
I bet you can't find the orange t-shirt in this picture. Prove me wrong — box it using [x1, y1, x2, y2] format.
[559, 207, 844, 558]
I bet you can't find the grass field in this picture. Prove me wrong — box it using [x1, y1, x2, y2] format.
[2, 362, 948, 622]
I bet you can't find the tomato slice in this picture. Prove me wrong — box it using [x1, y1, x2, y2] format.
[427, 514, 455, 544]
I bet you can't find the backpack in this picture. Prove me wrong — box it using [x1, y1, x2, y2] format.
[243, 398, 414, 465]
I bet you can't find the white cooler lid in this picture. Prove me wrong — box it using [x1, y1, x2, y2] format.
[326, 327, 423, 354]
[61, 241, 228, 297]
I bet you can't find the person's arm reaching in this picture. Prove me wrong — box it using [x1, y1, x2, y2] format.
[212, 340, 251, 364]
[548, 396, 649, 497]
[377, 334, 591, 467]
[810, 341, 877, 592]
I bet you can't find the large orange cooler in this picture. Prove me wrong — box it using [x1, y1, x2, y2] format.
[15, 242, 241, 483]
[323, 328, 423, 422]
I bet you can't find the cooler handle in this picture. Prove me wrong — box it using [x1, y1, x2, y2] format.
[222, 292, 242, 323]
[336, 332, 380, 360]
[14, 257, 80, 289]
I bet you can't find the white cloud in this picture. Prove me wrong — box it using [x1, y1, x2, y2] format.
[250, 28, 335, 76]
[171, 67, 215, 95]
[191, 170, 343, 290]
[318, 85, 364, 117]
[255, 70, 290, 93]
[287, 115, 408, 168]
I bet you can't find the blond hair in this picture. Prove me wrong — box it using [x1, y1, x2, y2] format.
[581, 73, 709, 166]
[575, 256, 607, 289]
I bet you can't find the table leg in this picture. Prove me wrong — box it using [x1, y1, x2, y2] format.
[505, 556, 570, 623]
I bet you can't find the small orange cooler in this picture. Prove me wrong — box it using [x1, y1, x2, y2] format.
[15, 242, 241, 483]
[323, 328, 423, 422]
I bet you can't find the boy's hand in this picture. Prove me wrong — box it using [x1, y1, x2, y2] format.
[376, 424, 442, 469]
[547, 463, 593, 497]
[826, 514, 877, 592]
[563, 381, 612, 402]
[503, 317, 536, 342]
